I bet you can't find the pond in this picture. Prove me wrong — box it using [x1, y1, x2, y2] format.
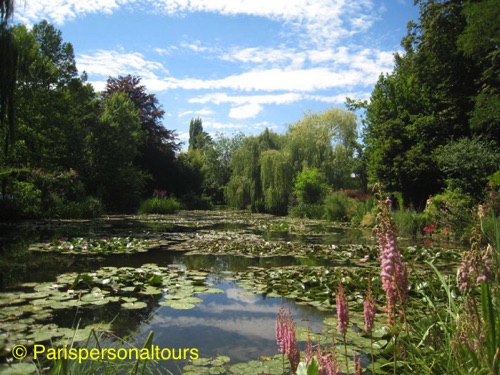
[0, 211, 463, 374]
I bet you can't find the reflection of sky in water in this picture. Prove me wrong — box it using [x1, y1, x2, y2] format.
[138, 279, 328, 371]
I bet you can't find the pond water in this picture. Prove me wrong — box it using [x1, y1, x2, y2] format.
[0, 212, 462, 374]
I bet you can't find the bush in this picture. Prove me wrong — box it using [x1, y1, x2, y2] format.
[139, 197, 182, 214]
[323, 191, 354, 222]
[58, 197, 103, 219]
[350, 197, 376, 226]
[293, 168, 329, 204]
[423, 187, 474, 240]
[180, 193, 213, 210]
[289, 203, 324, 219]
[0, 181, 42, 219]
[391, 209, 424, 237]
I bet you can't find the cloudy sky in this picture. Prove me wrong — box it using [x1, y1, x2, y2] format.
[14, 0, 419, 146]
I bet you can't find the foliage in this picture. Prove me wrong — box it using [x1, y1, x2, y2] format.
[203, 131, 245, 204]
[57, 196, 103, 219]
[86, 92, 146, 212]
[103, 75, 179, 195]
[260, 149, 292, 214]
[324, 191, 355, 221]
[188, 117, 210, 151]
[391, 209, 425, 238]
[435, 136, 500, 198]
[293, 168, 328, 205]
[423, 187, 474, 240]
[288, 203, 325, 220]
[361, 0, 499, 208]
[350, 196, 376, 226]
[323, 191, 354, 222]
[140, 197, 182, 214]
[7, 181, 42, 218]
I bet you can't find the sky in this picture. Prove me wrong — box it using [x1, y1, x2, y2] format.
[14, 0, 420, 148]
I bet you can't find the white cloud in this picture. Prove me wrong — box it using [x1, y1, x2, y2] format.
[157, 67, 372, 92]
[190, 92, 302, 106]
[152, 0, 378, 47]
[16, 0, 132, 25]
[76, 49, 169, 91]
[229, 103, 264, 119]
[178, 108, 215, 117]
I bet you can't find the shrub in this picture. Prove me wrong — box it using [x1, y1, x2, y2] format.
[180, 193, 213, 210]
[0, 181, 42, 219]
[323, 191, 355, 222]
[289, 203, 324, 219]
[391, 209, 424, 237]
[423, 187, 474, 240]
[58, 197, 103, 219]
[293, 168, 329, 204]
[351, 197, 376, 226]
[139, 197, 182, 214]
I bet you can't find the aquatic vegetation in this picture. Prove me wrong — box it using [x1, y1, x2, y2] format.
[0, 263, 215, 363]
[28, 237, 167, 254]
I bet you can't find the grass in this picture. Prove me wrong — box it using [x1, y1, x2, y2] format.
[139, 198, 183, 214]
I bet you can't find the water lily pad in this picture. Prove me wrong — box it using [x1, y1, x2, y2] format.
[0, 362, 38, 374]
[121, 301, 148, 309]
[159, 300, 196, 310]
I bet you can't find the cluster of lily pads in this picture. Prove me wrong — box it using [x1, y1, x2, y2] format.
[0, 263, 226, 360]
[28, 236, 167, 254]
[182, 354, 284, 375]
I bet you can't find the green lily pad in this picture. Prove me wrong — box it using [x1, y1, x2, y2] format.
[121, 301, 148, 309]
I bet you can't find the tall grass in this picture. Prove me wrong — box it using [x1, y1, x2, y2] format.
[139, 198, 182, 214]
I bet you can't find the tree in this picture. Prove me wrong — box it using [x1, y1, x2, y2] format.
[85, 92, 145, 211]
[435, 137, 500, 198]
[0, 0, 16, 172]
[0, 0, 14, 26]
[457, 0, 500, 139]
[103, 75, 180, 194]
[203, 131, 245, 203]
[188, 117, 210, 151]
[11, 22, 86, 170]
[293, 167, 328, 205]
[260, 149, 292, 214]
[361, 0, 498, 207]
[285, 108, 358, 189]
[225, 129, 283, 211]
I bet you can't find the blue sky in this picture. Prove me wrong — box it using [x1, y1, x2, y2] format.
[15, 0, 420, 148]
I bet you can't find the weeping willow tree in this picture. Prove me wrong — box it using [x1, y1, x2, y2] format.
[285, 108, 358, 188]
[0, 0, 17, 195]
[260, 149, 292, 214]
[225, 129, 283, 211]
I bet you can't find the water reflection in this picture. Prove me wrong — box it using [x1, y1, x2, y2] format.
[139, 279, 328, 371]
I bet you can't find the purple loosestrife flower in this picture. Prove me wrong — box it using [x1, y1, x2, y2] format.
[364, 282, 376, 333]
[353, 352, 362, 375]
[375, 192, 408, 326]
[275, 305, 300, 374]
[336, 282, 349, 334]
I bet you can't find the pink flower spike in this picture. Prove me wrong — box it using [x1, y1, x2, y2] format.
[336, 282, 349, 334]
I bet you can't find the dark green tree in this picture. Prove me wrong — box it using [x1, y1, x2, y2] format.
[362, 0, 498, 207]
[188, 117, 210, 151]
[103, 75, 180, 195]
[85, 92, 145, 212]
